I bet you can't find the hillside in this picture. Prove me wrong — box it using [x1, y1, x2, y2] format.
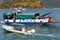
[0, 0, 11, 4]
[0, 0, 45, 9]
[41, 0, 60, 8]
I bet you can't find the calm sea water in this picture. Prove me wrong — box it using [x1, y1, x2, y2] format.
[0, 9, 60, 40]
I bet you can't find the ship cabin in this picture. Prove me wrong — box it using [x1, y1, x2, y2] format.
[3, 12, 40, 20]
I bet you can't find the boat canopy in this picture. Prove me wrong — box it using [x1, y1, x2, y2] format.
[3, 13, 40, 19]
[16, 13, 36, 19]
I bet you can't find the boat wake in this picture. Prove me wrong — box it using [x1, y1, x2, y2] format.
[31, 33, 55, 37]
[0, 21, 5, 24]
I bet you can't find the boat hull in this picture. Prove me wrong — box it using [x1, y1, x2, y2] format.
[2, 25, 35, 35]
[4, 18, 50, 25]
[5, 22, 47, 25]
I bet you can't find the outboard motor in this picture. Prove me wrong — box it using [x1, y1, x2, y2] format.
[31, 29, 35, 33]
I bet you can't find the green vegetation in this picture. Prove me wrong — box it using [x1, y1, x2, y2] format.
[0, 0, 45, 9]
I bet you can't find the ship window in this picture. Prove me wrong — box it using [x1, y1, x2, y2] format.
[3, 14, 14, 19]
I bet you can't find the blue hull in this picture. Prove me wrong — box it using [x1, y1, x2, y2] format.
[5, 22, 47, 25]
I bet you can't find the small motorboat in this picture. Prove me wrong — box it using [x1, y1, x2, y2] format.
[2, 25, 35, 35]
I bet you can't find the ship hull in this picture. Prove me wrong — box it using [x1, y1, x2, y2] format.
[5, 22, 47, 25]
[4, 18, 50, 25]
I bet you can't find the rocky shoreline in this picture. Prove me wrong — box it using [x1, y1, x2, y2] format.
[0, 0, 45, 9]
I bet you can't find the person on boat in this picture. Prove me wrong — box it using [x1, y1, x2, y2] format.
[22, 27, 28, 32]
[13, 14, 16, 22]
[35, 16, 40, 19]
[35, 13, 40, 19]
[16, 9, 22, 13]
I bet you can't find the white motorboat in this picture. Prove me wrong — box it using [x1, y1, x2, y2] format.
[2, 25, 35, 35]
